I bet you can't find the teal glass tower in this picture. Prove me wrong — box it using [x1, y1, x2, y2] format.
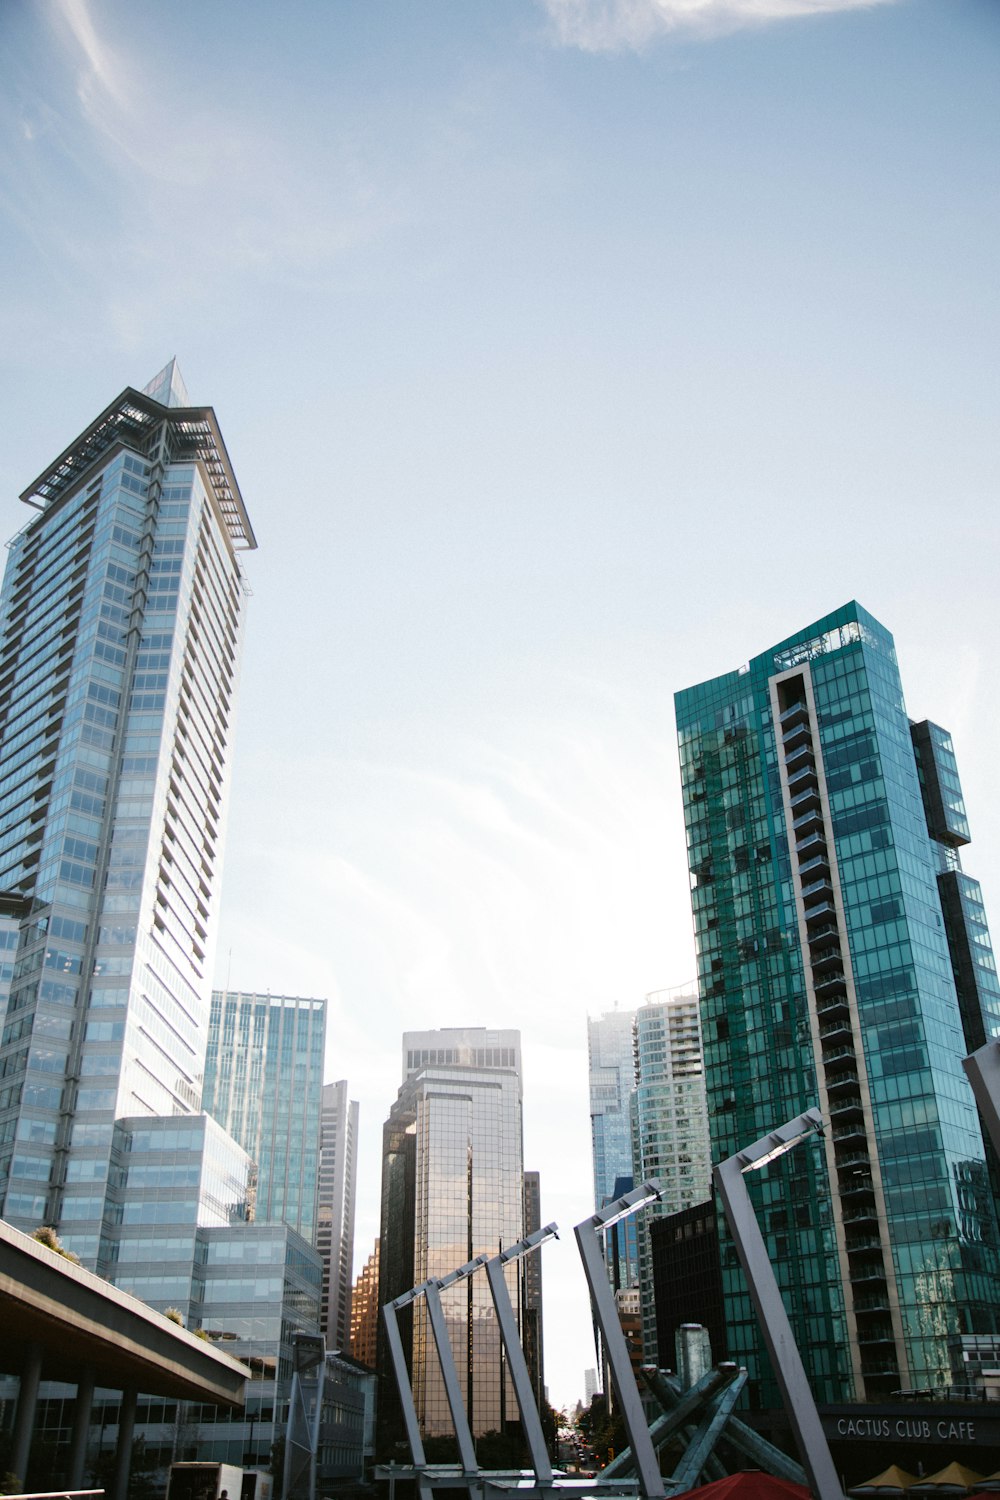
[201, 990, 328, 1244]
[0, 362, 255, 1264]
[675, 602, 1000, 1406]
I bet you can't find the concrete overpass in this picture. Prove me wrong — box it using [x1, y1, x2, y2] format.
[0, 1220, 247, 1499]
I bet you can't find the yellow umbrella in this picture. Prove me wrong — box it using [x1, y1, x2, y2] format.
[910, 1464, 984, 1496]
[850, 1467, 919, 1496]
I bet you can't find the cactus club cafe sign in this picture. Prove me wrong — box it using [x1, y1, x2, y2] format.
[821, 1408, 1000, 1447]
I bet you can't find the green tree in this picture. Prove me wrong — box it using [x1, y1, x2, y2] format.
[578, 1393, 625, 1465]
[475, 1429, 529, 1469]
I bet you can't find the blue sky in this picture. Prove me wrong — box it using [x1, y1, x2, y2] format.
[2, 0, 999, 1408]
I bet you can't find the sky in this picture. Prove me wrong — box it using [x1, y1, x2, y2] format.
[1, 0, 999, 1412]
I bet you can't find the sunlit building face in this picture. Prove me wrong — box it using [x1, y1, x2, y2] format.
[380, 1027, 525, 1439]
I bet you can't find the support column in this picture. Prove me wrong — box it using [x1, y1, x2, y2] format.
[574, 1186, 665, 1500]
[714, 1112, 842, 1500]
[111, 1387, 137, 1500]
[11, 1341, 44, 1487]
[68, 1367, 96, 1488]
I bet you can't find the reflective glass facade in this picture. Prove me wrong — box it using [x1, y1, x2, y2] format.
[910, 720, 1000, 1056]
[202, 990, 327, 1243]
[94, 1112, 321, 1477]
[378, 1027, 525, 1441]
[194, 1222, 323, 1466]
[349, 1239, 380, 1368]
[105, 1113, 256, 1319]
[0, 363, 254, 1265]
[589, 1007, 638, 1209]
[630, 988, 711, 1360]
[112, 1221, 322, 1475]
[675, 601, 1000, 1406]
[589, 1007, 641, 1323]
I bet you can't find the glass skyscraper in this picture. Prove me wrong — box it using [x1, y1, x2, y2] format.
[201, 990, 328, 1244]
[675, 601, 1000, 1406]
[588, 1006, 638, 1213]
[0, 361, 255, 1266]
[630, 987, 711, 1361]
[378, 1027, 525, 1442]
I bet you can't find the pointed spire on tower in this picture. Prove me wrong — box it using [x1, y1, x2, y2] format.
[142, 358, 190, 409]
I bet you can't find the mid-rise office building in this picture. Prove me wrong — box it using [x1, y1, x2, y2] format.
[630, 987, 711, 1361]
[202, 990, 328, 1243]
[0, 361, 254, 1263]
[107, 1112, 322, 1469]
[675, 601, 1000, 1405]
[317, 1078, 359, 1349]
[378, 1027, 525, 1442]
[349, 1239, 380, 1369]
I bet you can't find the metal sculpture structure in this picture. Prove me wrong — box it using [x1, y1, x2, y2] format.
[380, 1183, 673, 1499]
[963, 1038, 1000, 1160]
[378, 1158, 847, 1500]
[382, 1225, 559, 1491]
[713, 1109, 842, 1500]
[283, 1332, 326, 1500]
[574, 1184, 666, 1499]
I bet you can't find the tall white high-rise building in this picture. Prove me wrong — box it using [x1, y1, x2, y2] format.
[317, 1077, 359, 1349]
[0, 361, 255, 1265]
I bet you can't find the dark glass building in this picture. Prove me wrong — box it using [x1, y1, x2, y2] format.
[649, 1198, 725, 1374]
[675, 602, 1000, 1406]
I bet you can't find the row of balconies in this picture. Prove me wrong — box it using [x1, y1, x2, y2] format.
[780, 691, 900, 1389]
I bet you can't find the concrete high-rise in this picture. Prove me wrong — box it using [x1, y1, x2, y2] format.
[675, 601, 1000, 1405]
[202, 990, 328, 1243]
[378, 1027, 525, 1442]
[0, 361, 254, 1264]
[317, 1078, 359, 1349]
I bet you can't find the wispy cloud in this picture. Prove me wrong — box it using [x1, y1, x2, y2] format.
[56, 0, 133, 112]
[3, 0, 402, 353]
[541, 0, 899, 51]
